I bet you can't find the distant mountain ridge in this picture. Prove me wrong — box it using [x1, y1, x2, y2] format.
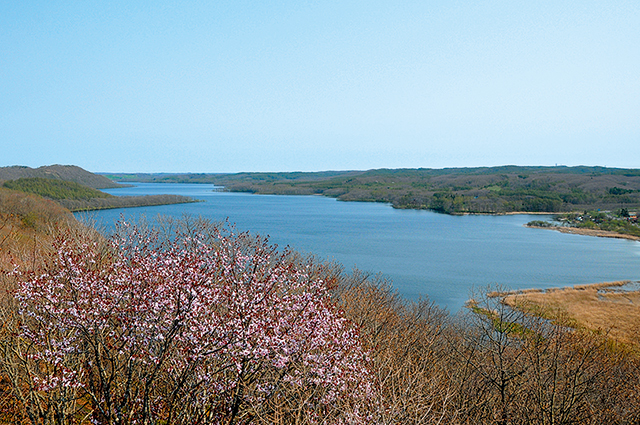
[0, 165, 122, 189]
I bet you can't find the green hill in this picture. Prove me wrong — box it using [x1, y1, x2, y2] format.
[3, 177, 114, 201]
[2, 176, 196, 212]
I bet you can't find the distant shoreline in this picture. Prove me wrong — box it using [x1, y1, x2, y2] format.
[525, 224, 640, 241]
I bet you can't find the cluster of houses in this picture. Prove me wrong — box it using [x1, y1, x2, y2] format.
[558, 210, 638, 226]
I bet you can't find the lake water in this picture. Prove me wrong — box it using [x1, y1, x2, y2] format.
[77, 183, 640, 312]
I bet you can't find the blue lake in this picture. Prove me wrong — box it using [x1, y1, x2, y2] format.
[77, 183, 640, 312]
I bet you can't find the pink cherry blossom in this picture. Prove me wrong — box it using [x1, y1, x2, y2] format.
[13, 219, 375, 423]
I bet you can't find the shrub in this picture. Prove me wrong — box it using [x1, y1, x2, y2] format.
[526, 220, 553, 228]
[6, 220, 374, 424]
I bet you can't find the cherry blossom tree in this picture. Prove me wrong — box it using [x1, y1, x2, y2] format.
[10, 219, 374, 424]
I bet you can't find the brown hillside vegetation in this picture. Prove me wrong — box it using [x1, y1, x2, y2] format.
[0, 187, 75, 271]
[0, 188, 102, 289]
[1, 192, 640, 423]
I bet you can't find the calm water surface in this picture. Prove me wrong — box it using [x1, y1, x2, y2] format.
[78, 183, 640, 312]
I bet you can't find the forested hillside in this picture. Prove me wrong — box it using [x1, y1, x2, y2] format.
[107, 166, 640, 214]
[1, 175, 196, 212]
[3, 177, 114, 201]
[0, 164, 122, 189]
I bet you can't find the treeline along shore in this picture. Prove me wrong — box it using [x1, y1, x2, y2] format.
[105, 165, 640, 215]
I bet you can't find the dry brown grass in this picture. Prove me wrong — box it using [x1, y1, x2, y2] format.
[502, 281, 640, 345]
[0, 187, 101, 299]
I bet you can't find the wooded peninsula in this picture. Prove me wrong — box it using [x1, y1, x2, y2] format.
[0, 165, 196, 211]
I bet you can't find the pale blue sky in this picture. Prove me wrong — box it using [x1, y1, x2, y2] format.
[2, 1, 639, 173]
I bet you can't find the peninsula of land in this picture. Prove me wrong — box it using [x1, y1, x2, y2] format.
[0, 165, 196, 211]
[527, 209, 640, 241]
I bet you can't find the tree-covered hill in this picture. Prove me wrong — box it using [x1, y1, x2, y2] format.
[2, 177, 196, 212]
[3, 177, 114, 201]
[0, 164, 122, 189]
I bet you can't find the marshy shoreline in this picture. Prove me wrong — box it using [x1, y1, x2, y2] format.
[525, 223, 640, 241]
